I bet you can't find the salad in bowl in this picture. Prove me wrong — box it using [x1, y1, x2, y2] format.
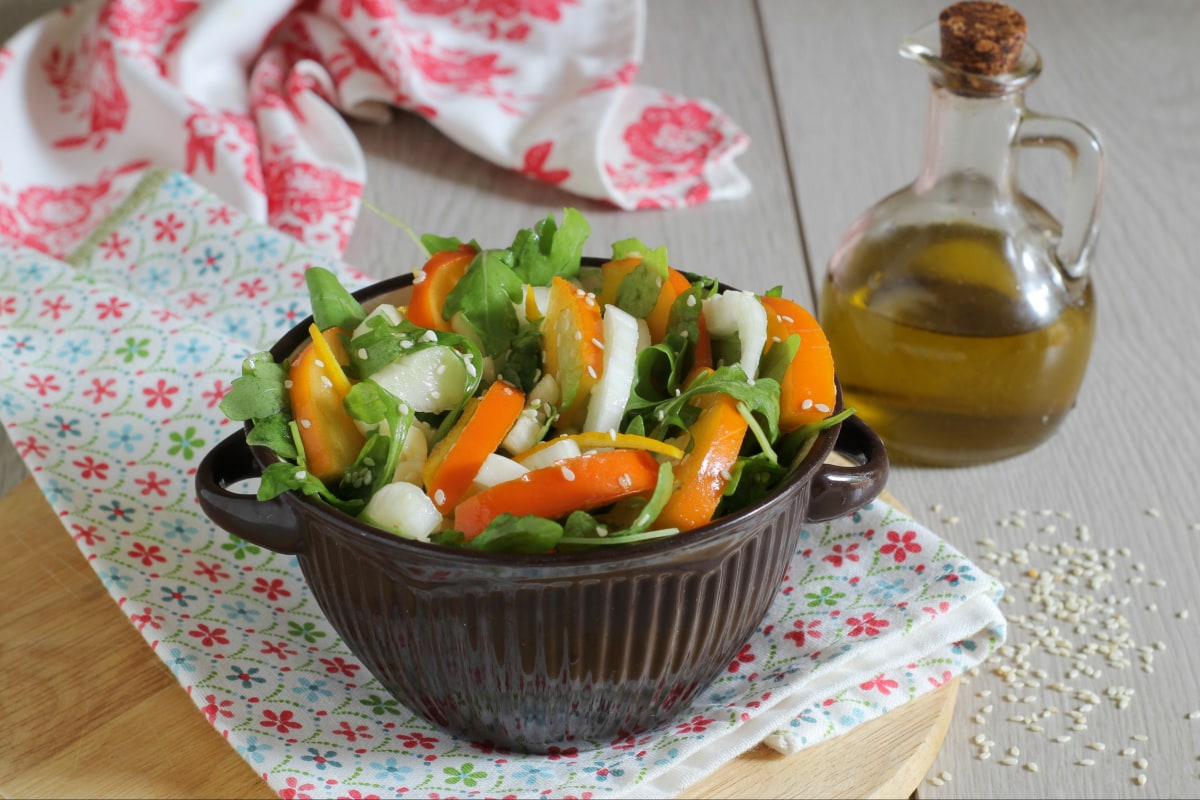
[219, 208, 848, 553]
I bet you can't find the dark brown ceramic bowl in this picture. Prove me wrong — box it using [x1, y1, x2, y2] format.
[195, 266, 889, 753]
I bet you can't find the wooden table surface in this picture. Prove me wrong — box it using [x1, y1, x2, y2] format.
[3, 1, 1199, 798]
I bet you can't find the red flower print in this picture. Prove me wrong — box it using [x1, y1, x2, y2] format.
[624, 100, 723, 170]
[153, 212, 186, 242]
[475, 0, 575, 20]
[207, 205, 233, 225]
[403, 0, 470, 15]
[128, 542, 167, 567]
[40, 295, 71, 320]
[823, 542, 860, 568]
[252, 576, 291, 602]
[180, 290, 208, 310]
[51, 40, 128, 150]
[236, 277, 268, 299]
[398, 730, 439, 749]
[261, 708, 303, 734]
[727, 642, 755, 673]
[143, 378, 180, 408]
[0, 296, 16, 316]
[674, 715, 715, 735]
[923, 601, 951, 619]
[860, 673, 900, 695]
[15, 436, 49, 459]
[189, 623, 230, 647]
[83, 377, 117, 404]
[194, 560, 230, 583]
[928, 669, 954, 688]
[201, 379, 229, 408]
[129, 606, 164, 631]
[544, 744, 578, 760]
[71, 523, 104, 545]
[279, 775, 316, 800]
[320, 656, 361, 678]
[73, 455, 110, 480]
[332, 720, 374, 742]
[262, 640, 299, 660]
[339, 0, 395, 19]
[846, 612, 889, 638]
[98, 231, 130, 260]
[879, 529, 922, 563]
[96, 296, 131, 320]
[25, 373, 61, 397]
[200, 693, 235, 724]
[134, 470, 171, 497]
[783, 618, 822, 648]
[519, 141, 570, 185]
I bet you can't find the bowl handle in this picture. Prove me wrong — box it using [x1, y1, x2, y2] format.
[805, 416, 890, 523]
[195, 428, 304, 554]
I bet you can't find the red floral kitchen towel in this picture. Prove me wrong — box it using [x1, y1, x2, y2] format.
[0, 0, 750, 260]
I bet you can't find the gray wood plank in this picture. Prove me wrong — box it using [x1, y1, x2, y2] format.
[762, 0, 1200, 796]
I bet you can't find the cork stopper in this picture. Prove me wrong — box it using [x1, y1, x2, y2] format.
[938, 2, 1027, 75]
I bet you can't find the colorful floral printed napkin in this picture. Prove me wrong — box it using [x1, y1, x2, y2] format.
[0, 0, 749, 262]
[0, 171, 1005, 799]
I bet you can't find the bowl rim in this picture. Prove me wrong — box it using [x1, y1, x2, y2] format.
[248, 264, 841, 569]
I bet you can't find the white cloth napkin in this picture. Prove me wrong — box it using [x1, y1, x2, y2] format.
[0, 169, 1005, 798]
[0, 0, 750, 261]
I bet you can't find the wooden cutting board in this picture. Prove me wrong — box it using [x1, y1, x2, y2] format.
[0, 476, 956, 799]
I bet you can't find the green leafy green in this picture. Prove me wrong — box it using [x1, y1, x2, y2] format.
[510, 208, 590, 285]
[442, 249, 524, 358]
[305, 266, 365, 332]
[463, 513, 564, 553]
[615, 261, 664, 319]
[611, 237, 668, 278]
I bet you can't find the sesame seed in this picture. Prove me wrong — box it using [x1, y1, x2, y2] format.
[320, 375, 333, 388]
[1135, 757, 1148, 769]
[561, 466, 575, 481]
[284, 379, 294, 388]
[1135, 774, 1147, 786]
[313, 358, 325, 368]
[587, 366, 597, 379]
[357, 348, 368, 359]
[1132, 734, 1149, 742]
[999, 757, 1018, 766]
[1076, 758, 1095, 767]
[1088, 742, 1106, 751]
[434, 489, 446, 506]
[299, 419, 312, 429]
[412, 269, 427, 284]
[295, 470, 307, 480]
[1025, 763, 1039, 772]
[1188, 711, 1200, 719]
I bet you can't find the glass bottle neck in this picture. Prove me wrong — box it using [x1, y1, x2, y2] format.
[914, 81, 1026, 196]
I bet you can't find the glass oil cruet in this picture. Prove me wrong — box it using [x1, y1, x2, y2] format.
[819, 1, 1105, 466]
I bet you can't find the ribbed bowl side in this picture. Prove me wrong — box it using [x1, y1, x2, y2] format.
[294, 489, 807, 752]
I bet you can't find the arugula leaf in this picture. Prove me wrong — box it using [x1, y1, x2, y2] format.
[615, 262, 664, 319]
[341, 379, 415, 496]
[464, 513, 564, 553]
[257, 461, 365, 515]
[442, 249, 524, 358]
[510, 208, 590, 285]
[776, 407, 856, 469]
[627, 364, 781, 442]
[498, 322, 544, 393]
[420, 233, 462, 256]
[759, 333, 800, 385]
[715, 453, 788, 518]
[305, 267, 365, 332]
[220, 352, 288, 421]
[611, 237, 668, 278]
[246, 415, 296, 460]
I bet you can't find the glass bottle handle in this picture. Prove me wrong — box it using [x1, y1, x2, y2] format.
[1017, 113, 1105, 281]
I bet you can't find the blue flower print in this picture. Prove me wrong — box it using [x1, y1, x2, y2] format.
[247, 233, 279, 263]
[140, 266, 171, 292]
[164, 647, 198, 676]
[0, 393, 24, 415]
[653, 747, 680, 767]
[5, 334, 33, 355]
[160, 517, 199, 543]
[301, 748, 342, 771]
[951, 638, 979, 655]
[236, 735, 273, 764]
[511, 763, 553, 785]
[161, 585, 198, 607]
[226, 665, 267, 689]
[220, 315, 251, 340]
[193, 247, 224, 275]
[98, 499, 134, 522]
[938, 562, 977, 586]
[274, 300, 305, 329]
[583, 761, 625, 782]
[98, 565, 131, 592]
[107, 423, 144, 454]
[868, 577, 907, 601]
[371, 757, 413, 783]
[15, 260, 48, 283]
[293, 676, 334, 703]
[173, 337, 210, 365]
[46, 415, 81, 439]
[838, 705, 867, 728]
[42, 478, 74, 504]
[57, 338, 93, 364]
[163, 171, 194, 199]
[221, 600, 261, 624]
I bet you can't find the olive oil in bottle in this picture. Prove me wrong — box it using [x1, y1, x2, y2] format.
[821, 223, 1095, 466]
[820, 2, 1103, 466]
